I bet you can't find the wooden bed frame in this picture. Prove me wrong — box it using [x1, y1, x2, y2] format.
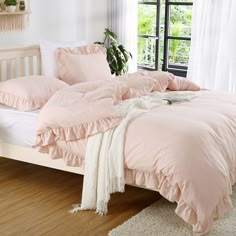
[0, 45, 84, 175]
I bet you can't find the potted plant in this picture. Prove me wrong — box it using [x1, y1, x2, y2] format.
[4, 0, 17, 12]
[19, 0, 25, 11]
[95, 29, 132, 76]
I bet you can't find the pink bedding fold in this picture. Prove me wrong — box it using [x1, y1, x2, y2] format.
[34, 79, 128, 148]
[123, 91, 236, 234]
[33, 72, 236, 235]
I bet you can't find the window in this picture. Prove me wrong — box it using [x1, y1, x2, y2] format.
[138, 0, 193, 77]
[138, 1, 160, 70]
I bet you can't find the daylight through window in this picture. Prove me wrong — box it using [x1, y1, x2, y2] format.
[138, 0, 193, 77]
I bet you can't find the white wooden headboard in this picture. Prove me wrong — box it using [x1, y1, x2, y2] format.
[0, 45, 41, 81]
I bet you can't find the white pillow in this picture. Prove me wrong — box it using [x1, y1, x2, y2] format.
[40, 40, 87, 77]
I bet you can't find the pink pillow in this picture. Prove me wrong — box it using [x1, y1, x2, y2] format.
[168, 76, 200, 91]
[0, 76, 68, 111]
[116, 72, 156, 99]
[56, 45, 112, 85]
[140, 70, 174, 92]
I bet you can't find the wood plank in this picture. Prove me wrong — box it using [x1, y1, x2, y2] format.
[10, 58, 17, 79]
[0, 143, 84, 175]
[19, 57, 25, 76]
[0, 46, 40, 60]
[0, 11, 30, 16]
[37, 55, 41, 75]
[1, 60, 7, 81]
[0, 45, 41, 79]
[0, 158, 161, 236]
[28, 56, 34, 75]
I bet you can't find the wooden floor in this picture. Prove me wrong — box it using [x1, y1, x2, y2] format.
[0, 157, 161, 236]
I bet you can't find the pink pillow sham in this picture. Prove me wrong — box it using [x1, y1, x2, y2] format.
[140, 70, 174, 92]
[139, 71, 200, 91]
[116, 72, 156, 99]
[168, 76, 200, 91]
[56, 44, 112, 85]
[0, 76, 68, 111]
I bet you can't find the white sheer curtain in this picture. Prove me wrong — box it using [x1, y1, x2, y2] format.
[187, 0, 236, 93]
[108, 0, 138, 72]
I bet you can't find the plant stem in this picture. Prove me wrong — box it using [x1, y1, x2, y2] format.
[103, 35, 108, 45]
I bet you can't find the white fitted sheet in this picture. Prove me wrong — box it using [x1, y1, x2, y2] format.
[0, 105, 39, 147]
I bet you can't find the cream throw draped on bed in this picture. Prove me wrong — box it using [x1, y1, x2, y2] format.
[69, 91, 198, 215]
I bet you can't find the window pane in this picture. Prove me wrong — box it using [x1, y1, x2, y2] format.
[138, 37, 157, 69]
[138, 4, 157, 35]
[159, 0, 166, 68]
[170, 0, 192, 2]
[169, 5, 192, 37]
[139, 0, 157, 3]
[168, 39, 191, 66]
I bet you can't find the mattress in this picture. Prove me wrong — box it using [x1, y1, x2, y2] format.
[0, 104, 39, 147]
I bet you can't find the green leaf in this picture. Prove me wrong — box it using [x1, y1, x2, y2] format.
[112, 44, 126, 72]
[94, 41, 104, 45]
[94, 28, 132, 76]
[4, 0, 17, 6]
[107, 48, 119, 74]
[118, 45, 130, 62]
[104, 28, 117, 39]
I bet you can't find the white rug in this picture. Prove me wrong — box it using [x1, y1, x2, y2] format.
[109, 185, 236, 236]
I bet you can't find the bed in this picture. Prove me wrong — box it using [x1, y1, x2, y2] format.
[0, 45, 84, 174]
[0, 45, 236, 236]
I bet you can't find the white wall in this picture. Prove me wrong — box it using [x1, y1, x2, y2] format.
[77, 0, 109, 44]
[0, 0, 108, 47]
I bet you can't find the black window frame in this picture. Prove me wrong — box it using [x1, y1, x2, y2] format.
[138, 0, 193, 77]
[162, 0, 193, 77]
[137, 0, 160, 71]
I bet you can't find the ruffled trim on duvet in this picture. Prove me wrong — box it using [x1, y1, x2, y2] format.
[34, 144, 84, 168]
[34, 141, 235, 236]
[34, 117, 123, 147]
[125, 169, 235, 236]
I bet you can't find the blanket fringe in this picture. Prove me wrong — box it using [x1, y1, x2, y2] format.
[95, 200, 108, 216]
[68, 204, 82, 214]
[69, 202, 109, 216]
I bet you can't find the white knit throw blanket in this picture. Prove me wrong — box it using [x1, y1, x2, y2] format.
[69, 91, 198, 215]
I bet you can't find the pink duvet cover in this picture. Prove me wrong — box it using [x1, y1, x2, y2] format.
[34, 73, 236, 235]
